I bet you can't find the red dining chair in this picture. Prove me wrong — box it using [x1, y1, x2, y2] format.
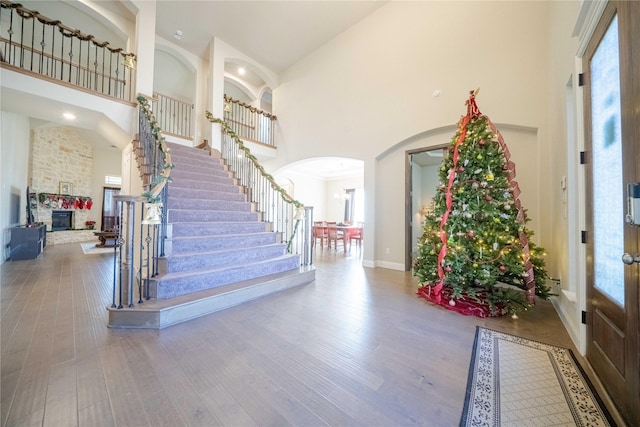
[350, 223, 364, 248]
[327, 222, 346, 251]
[313, 221, 328, 248]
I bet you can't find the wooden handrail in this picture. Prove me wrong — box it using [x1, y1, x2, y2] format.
[1, 37, 127, 84]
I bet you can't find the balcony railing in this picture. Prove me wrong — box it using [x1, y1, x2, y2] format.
[224, 94, 277, 147]
[152, 92, 194, 140]
[0, 0, 136, 102]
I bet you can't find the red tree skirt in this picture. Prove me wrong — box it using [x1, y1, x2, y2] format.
[417, 285, 508, 318]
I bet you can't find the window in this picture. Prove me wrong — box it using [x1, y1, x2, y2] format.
[105, 175, 122, 186]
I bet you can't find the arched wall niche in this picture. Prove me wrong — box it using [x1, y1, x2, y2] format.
[153, 47, 196, 103]
[374, 123, 541, 269]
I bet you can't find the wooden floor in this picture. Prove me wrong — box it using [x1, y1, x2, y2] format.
[0, 243, 622, 426]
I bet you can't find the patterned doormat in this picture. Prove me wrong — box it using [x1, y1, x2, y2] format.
[461, 327, 613, 426]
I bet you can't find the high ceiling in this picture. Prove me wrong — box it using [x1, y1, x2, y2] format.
[155, 1, 387, 73]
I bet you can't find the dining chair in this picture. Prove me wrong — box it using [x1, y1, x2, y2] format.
[327, 222, 346, 251]
[350, 223, 364, 248]
[313, 221, 328, 248]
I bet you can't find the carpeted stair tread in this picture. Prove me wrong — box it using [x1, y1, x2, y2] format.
[153, 254, 301, 299]
[162, 244, 289, 273]
[157, 254, 299, 280]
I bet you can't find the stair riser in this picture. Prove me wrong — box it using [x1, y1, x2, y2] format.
[170, 222, 269, 237]
[151, 256, 301, 299]
[171, 168, 230, 180]
[161, 245, 287, 273]
[167, 210, 259, 223]
[167, 187, 243, 201]
[167, 198, 251, 212]
[171, 233, 277, 253]
[171, 171, 234, 187]
[166, 144, 211, 158]
[168, 180, 239, 193]
[171, 160, 229, 175]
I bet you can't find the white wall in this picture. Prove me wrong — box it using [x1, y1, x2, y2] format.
[271, 1, 551, 268]
[545, 0, 585, 352]
[324, 176, 364, 223]
[273, 169, 327, 221]
[0, 111, 31, 262]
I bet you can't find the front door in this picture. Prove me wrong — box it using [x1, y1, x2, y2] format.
[583, 2, 640, 425]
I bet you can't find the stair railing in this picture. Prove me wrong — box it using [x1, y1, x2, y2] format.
[0, 0, 137, 102]
[206, 111, 313, 266]
[108, 96, 172, 310]
[223, 94, 277, 147]
[152, 91, 194, 140]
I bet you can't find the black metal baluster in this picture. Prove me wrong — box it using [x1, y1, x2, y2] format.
[38, 21, 45, 74]
[138, 204, 144, 304]
[67, 34, 73, 83]
[111, 235, 117, 308]
[100, 45, 105, 93]
[18, 9, 24, 68]
[117, 201, 124, 309]
[7, 6, 14, 64]
[91, 43, 96, 90]
[28, 11, 34, 71]
[58, 28, 64, 81]
[49, 23, 56, 78]
[107, 49, 112, 96]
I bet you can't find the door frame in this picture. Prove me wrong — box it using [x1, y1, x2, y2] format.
[405, 144, 449, 271]
[582, 1, 640, 425]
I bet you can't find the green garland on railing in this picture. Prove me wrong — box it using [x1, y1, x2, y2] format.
[206, 111, 305, 253]
[137, 95, 174, 203]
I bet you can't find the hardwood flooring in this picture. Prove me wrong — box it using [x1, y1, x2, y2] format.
[0, 243, 622, 426]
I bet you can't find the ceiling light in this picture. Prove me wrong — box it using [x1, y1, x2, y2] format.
[63, 112, 76, 120]
[238, 67, 246, 75]
[174, 30, 183, 40]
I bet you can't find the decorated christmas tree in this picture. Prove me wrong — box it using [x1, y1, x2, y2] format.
[413, 90, 553, 317]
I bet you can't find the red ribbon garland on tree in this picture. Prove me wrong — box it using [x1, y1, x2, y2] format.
[430, 91, 480, 303]
[486, 120, 536, 304]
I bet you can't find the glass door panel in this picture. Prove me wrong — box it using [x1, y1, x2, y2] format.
[591, 15, 624, 306]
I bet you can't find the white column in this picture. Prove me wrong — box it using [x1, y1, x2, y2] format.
[207, 38, 226, 153]
[132, 1, 156, 98]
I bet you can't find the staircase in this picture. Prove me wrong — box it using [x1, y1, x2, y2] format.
[107, 142, 315, 329]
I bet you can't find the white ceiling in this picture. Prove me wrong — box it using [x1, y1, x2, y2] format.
[155, 1, 387, 73]
[281, 157, 364, 180]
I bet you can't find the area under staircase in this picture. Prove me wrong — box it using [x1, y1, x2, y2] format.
[107, 142, 315, 329]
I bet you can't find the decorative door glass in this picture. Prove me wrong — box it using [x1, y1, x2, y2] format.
[591, 15, 624, 305]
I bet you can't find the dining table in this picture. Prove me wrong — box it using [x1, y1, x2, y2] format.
[313, 223, 362, 249]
